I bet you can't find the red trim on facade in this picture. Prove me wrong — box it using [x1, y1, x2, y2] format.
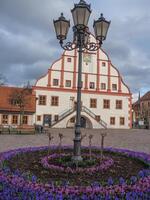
[60, 54, 65, 88]
[47, 69, 51, 87]
[128, 95, 132, 128]
[50, 69, 120, 78]
[111, 63, 131, 94]
[107, 60, 111, 92]
[118, 76, 122, 93]
[33, 86, 131, 97]
[73, 49, 77, 89]
[85, 73, 88, 89]
[96, 49, 100, 91]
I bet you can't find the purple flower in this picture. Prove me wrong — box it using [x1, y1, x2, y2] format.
[107, 177, 114, 186]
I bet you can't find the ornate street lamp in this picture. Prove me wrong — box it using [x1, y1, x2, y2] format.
[53, 0, 110, 161]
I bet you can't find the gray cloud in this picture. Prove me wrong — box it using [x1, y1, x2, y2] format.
[0, 0, 150, 100]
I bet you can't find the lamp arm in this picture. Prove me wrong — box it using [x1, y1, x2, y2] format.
[60, 41, 77, 51]
[84, 41, 102, 51]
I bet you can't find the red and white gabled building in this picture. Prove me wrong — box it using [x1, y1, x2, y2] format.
[34, 35, 132, 129]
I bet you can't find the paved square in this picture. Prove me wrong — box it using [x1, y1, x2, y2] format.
[0, 129, 150, 153]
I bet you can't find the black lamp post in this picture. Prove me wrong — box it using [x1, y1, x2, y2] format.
[53, 0, 110, 161]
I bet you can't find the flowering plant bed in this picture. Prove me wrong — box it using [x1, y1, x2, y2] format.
[0, 146, 150, 199]
[41, 153, 114, 174]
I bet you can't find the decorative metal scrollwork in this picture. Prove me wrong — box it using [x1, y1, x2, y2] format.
[60, 42, 77, 51]
[84, 42, 102, 51]
[60, 40, 102, 52]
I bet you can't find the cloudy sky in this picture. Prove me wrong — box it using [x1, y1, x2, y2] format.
[0, 0, 150, 101]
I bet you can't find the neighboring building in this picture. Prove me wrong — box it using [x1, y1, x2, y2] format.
[0, 86, 36, 128]
[34, 35, 132, 129]
[132, 91, 150, 128]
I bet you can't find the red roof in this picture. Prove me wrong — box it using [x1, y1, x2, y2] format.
[140, 91, 150, 101]
[0, 86, 36, 113]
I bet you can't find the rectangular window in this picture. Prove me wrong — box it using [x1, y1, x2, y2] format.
[89, 82, 95, 89]
[39, 95, 46, 105]
[95, 115, 101, 122]
[54, 115, 59, 121]
[51, 96, 59, 106]
[23, 116, 28, 125]
[101, 83, 106, 90]
[112, 84, 117, 91]
[120, 117, 125, 125]
[103, 99, 110, 109]
[102, 62, 106, 67]
[12, 115, 18, 124]
[90, 98, 97, 108]
[37, 115, 41, 121]
[110, 117, 115, 125]
[65, 80, 71, 87]
[67, 58, 71, 62]
[2, 115, 8, 124]
[116, 100, 122, 109]
[53, 79, 59, 86]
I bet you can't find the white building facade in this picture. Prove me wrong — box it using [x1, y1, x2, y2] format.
[33, 35, 132, 129]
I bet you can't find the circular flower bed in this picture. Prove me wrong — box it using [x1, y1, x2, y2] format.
[0, 146, 150, 199]
[41, 153, 114, 174]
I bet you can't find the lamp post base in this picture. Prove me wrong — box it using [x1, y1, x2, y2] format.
[72, 137, 83, 162]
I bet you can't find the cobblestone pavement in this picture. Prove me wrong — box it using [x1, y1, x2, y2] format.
[0, 129, 150, 153]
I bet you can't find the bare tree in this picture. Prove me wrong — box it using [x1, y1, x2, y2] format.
[9, 86, 32, 127]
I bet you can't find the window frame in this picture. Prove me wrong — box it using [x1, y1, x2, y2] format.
[23, 115, 28, 125]
[90, 98, 97, 108]
[51, 96, 59, 106]
[65, 80, 71, 87]
[12, 115, 18, 124]
[53, 79, 59, 86]
[37, 115, 41, 121]
[120, 117, 125, 125]
[101, 83, 106, 90]
[116, 100, 122, 109]
[103, 99, 110, 109]
[39, 95, 46, 105]
[110, 117, 115, 125]
[112, 84, 117, 91]
[2, 115, 8, 124]
[89, 82, 95, 89]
